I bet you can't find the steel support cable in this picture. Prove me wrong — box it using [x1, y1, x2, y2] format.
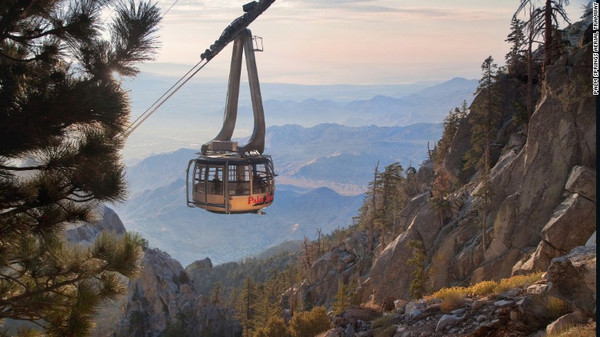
[125, 59, 202, 131]
[123, 59, 209, 137]
[123, 0, 276, 137]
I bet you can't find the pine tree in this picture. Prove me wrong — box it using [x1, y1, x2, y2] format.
[253, 316, 291, 337]
[0, 0, 160, 335]
[515, 0, 570, 73]
[357, 161, 383, 251]
[211, 281, 225, 305]
[288, 306, 330, 337]
[433, 102, 468, 171]
[237, 277, 258, 337]
[430, 170, 452, 226]
[332, 279, 351, 315]
[407, 239, 427, 299]
[253, 283, 281, 330]
[380, 162, 405, 241]
[505, 17, 528, 78]
[404, 165, 420, 198]
[464, 56, 502, 253]
[464, 56, 501, 173]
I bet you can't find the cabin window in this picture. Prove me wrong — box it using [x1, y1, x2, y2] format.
[252, 163, 271, 194]
[228, 164, 250, 195]
[195, 165, 207, 193]
[208, 166, 223, 195]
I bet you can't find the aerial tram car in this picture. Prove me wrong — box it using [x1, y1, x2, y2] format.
[185, 2, 276, 214]
[125, 0, 276, 214]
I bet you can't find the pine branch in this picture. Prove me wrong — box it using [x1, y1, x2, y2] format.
[0, 164, 46, 171]
[0, 274, 85, 309]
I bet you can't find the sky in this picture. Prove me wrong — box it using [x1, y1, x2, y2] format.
[134, 0, 590, 85]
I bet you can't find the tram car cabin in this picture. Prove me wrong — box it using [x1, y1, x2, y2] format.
[186, 154, 275, 214]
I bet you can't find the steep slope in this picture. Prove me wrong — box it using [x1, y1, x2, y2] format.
[368, 42, 595, 303]
[64, 204, 126, 244]
[112, 249, 240, 337]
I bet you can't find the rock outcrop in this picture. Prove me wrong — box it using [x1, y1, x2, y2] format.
[325, 278, 596, 337]
[297, 231, 372, 308]
[545, 243, 597, 315]
[64, 204, 126, 244]
[114, 249, 240, 337]
[366, 39, 595, 303]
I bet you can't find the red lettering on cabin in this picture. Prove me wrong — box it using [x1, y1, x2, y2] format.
[248, 193, 274, 206]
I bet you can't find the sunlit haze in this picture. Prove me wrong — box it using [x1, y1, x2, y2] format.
[119, 0, 590, 162]
[137, 0, 589, 85]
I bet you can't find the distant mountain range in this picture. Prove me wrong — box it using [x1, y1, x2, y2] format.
[121, 76, 476, 161]
[126, 123, 442, 197]
[116, 181, 363, 266]
[117, 75, 471, 264]
[118, 122, 442, 265]
[244, 77, 478, 127]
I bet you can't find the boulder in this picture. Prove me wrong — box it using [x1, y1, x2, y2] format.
[546, 311, 586, 335]
[436, 314, 464, 332]
[185, 257, 213, 274]
[334, 306, 380, 326]
[513, 240, 561, 274]
[64, 205, 126, 245]
[404, 300, 426, 316]
[368, 228, 419, 303]
[585, 231, 595, 246]
[540, 193, 596, 253]
[545, 245, 596, 315]
[564, 166, 596, 201]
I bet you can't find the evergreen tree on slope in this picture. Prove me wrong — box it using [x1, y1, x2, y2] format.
[464, 56, 501, 253]
[0, 0, 160, 335]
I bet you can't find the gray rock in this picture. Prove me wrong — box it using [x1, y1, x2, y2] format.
[114, 249, 239, 337]
[408, 309, 423, 321]
[367, 43, 595, 306]
[436, 314, 464, 332]
[404, 300, 426, 316]
[546, 311, 586, 335]
[565, 166, 596, 201]
[513, 240, 561, 274]
[540, 193, 596, 253]
[185, 257, 213, 273]
[586, 231, 596, 247]
[546, 245, 596, 314]
[493, 300, 513, 307]
[64, 205, 126, 245]
[499, 288, 521, 298]
[526, 282, 550, 295]
[450, 308, 466, 315]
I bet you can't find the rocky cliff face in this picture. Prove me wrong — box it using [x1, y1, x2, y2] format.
[364, 40, 595, 305]
[64, 204, 126, 244]
[65, 206, 240, 337]
[113, 249, 240, 337]
[297, 231, 372, 308]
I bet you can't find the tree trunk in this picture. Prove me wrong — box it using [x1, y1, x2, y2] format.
[543, 0, 552, 75]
